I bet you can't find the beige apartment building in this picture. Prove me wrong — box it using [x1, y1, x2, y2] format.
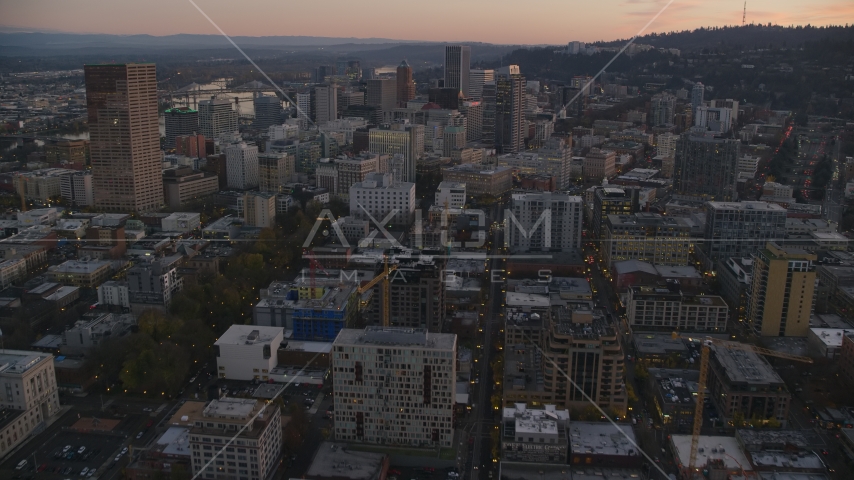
[747, 242, 816, 337]
[441, 164, 513, 196]
[0, 350, 60, 458]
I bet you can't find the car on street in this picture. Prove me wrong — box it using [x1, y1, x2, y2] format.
[389, 469, 402, 475]
[821, 449, 829, 455]
[121, 447, 129, 455]
[136, 431, 144, 439]
[16, 459, 28, 470]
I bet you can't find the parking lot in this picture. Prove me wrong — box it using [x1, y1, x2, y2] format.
[4, 429, 128, 479]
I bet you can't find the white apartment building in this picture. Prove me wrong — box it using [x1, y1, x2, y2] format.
[738, 155, 760, 176]
[507, 192, 583, 253]
[332, 327, 457, 448]
[349, 173, 416, 227]
[214, 325, 283, 381]
[97, 280, 130, 308]
[435, 181, 466, 208]
[0, 350, 60, 458]
[198, 98, 238, 139]
[243, 192, 276, 229]
[14, 169, 77, 203]
[59, 171, 94, 206]
[162, 212, 201, 233]
[189, 397, 281, 480]
[225, 142, 259, 190]
[762, 181, 794, 198]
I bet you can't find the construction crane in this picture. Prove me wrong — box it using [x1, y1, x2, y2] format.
[355, 256, 398, 327]
[670, 333, 813, 479]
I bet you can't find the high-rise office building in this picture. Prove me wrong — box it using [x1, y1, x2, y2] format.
[0, 349, 60, 458]
[366, 79, 397, 113]
[444, 45, 471, 97]
[460, 100, 483, 142]
[164, 107, 199, 148]
[495, 69, 525, 154]
[253, 94, 283, 131]
[442, 126, 466, 157]
[368, 123, 423, 183]
[591, 186, 640, 240]
[296, 92, 312, 127]
[507, 192, 583, 252]
[332, 327, 457, 448]
[85, 63, 163, 212]
[258, 152, 293, 193]
[674, 134, 740, 201]
[243, 191, 277, 228]
[198, 98, 238, 140]
[747, 242, 816, 337]
[313, 85, 338, 126]
[703, 201, 787, 264]
[481, 82, 497, 146]
[468, 69, 494, 100]
[604, 213, 692, 267]
[396, 60, 415, 107]
[651, 93, 675, 126]
[225, 142, 259, 190]
[691, 82, 704, 112]
[315, 65, 334, 83]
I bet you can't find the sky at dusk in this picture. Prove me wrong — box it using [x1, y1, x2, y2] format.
[2, 0, 854, 45]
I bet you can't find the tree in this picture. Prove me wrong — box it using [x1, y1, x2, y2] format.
[731, 411, 746, 427]
[634, 363, 649, 381]
[138, 309, 182, 342]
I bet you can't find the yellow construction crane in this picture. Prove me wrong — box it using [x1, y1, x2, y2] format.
[356, 256, 398, 327]
[670, 333, 813, 479]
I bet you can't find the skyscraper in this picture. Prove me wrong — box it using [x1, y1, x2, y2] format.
[674, 134, 740, 201]
[164, 107, 199, 149]
[444, 45, 471, 97]
[225, 142, 259, 190]
[198, 98, 238, 139]
[396, 60, 415, 107]
[253, 94, 283, 131]
[468, 69, 494, 100]
[495, 68, 525, 154]
[650, 93, 675, 126]
[84, 63, 162, 212]
[368, 123, 423, 183]
[312, 85, 337, 126]
[691, 82, 705, 112]
[481, 82, 497, 146]
[366, 79, 397, 113]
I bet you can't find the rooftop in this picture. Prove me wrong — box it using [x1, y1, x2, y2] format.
[306, 442, 386, 480]
[809, 328, 854, 348]
[499, 462, 642, 480]
[215, 325, 283, 346]
[334, 327, 456, 350]
[568, 422, 640, 457]
[156, 426, 192, 457]
[711, 345, 784, 386]
[634, 333, 688, 356]
[506, 291, 551, 309]
[670, 435, 752, 471]
[203, 397, 259, 420]
[0, 349, 51, 375]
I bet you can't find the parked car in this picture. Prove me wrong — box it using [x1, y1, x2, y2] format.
[16, 459, 28, 470]
[63, 445, 73, 453]
[136, 431, 144, 439]
[80, 467, 89, 476]
[78, 446, 86, 454]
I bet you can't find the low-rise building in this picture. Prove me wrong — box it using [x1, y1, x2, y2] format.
[0, 349, 61, 458]
[441, 164, 513, 196]
[349, 173, 416, 227]
[162, 167, 219, 209]
[46, 259, 113, 287]
[253, 281, 359, 342]
[707, 345, 791, 427]
[626, 284, 729, 332]
[648, 368, 698, 433]
[161, 212, 201, 233]
[97, 280, 130, 309]
[501, 404, 569, 464]
[435, 181, 466, 208]
[214, 325, 284, 381]
[568, 422, 642, 468]
[61, 313, 135, 356]
[188, 397, 281, 480]
[303, 442, 388, 480]
[806, 327, 854, 359]
[717, 257, 753, 323]
[604, 213, 692, 267]
[631, 333, 688, 364]
[127, 256, 183, 312]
